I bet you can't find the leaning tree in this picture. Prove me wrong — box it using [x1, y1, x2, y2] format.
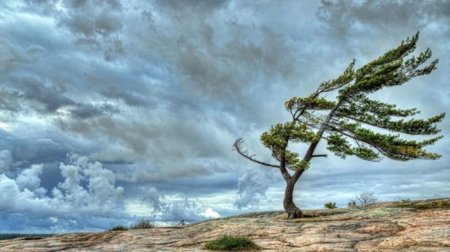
[234, 33, 445, 219]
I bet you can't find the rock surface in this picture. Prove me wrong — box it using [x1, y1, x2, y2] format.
[0, 198, 449, 251]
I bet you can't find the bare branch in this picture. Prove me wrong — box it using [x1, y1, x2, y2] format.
[312, 154, 328, 158]
[233, 138, 279, 168]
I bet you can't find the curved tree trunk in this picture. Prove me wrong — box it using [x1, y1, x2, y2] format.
[283, 180, 303, 219]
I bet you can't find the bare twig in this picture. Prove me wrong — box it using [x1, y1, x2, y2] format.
[233, 138, 279, 168]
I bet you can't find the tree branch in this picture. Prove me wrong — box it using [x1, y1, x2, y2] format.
[312, 154, 328, 158]
[291, 101, 344, 182]
[233, 138, 280, 168]
[326, 125, 385, 159]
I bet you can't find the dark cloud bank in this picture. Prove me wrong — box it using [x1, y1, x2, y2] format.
[0, 0, 449, 232]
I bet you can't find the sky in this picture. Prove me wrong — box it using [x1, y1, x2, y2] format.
[0, 0, 449, 233]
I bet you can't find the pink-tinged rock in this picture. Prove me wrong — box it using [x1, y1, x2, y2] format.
[0, 198, 448, 251]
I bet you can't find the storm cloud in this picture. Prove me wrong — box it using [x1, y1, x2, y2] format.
[0, 0, 449, 232]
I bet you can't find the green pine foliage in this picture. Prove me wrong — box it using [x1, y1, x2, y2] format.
[269, 32, 444, 163]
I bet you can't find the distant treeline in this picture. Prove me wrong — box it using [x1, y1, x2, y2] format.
[0, 234, 54, 240]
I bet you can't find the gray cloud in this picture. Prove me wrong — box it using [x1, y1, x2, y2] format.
[100, 88, 150, 107]
[135, 186, 221, 222]
[0, 150, 12, 174]
[68, 102, 119, 119]
[26, 0, 125, 61]
[318, 0, 450, 35]
[0, 88, 21, 114]
[2, 75, 119, 120]
[0, 0, 449, 232]
[154, 0, 228, 11]
[12, 76, 75, 113]
[0, 38, 29, 74]
[235, 169, 276, 209]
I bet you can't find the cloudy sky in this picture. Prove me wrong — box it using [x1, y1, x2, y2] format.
[1, 0, 449, 233]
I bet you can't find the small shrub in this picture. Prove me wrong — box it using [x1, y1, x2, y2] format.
[352, 192, 377, 209]
[397, 198, 411, 203]
[130, 218, 154, 229]
[324, 202, 337, 209]
[205, 235, 258, 251]
[110, 225, 128, 231]
[348, 200, 357, 208]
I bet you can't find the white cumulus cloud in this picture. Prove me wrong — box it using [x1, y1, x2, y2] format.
[0, 154, 126, 232]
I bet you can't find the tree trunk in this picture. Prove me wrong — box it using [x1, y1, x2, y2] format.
[283, 180, 303, 219]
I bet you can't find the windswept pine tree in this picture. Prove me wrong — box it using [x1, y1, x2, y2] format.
[234, 32, 445, 219]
